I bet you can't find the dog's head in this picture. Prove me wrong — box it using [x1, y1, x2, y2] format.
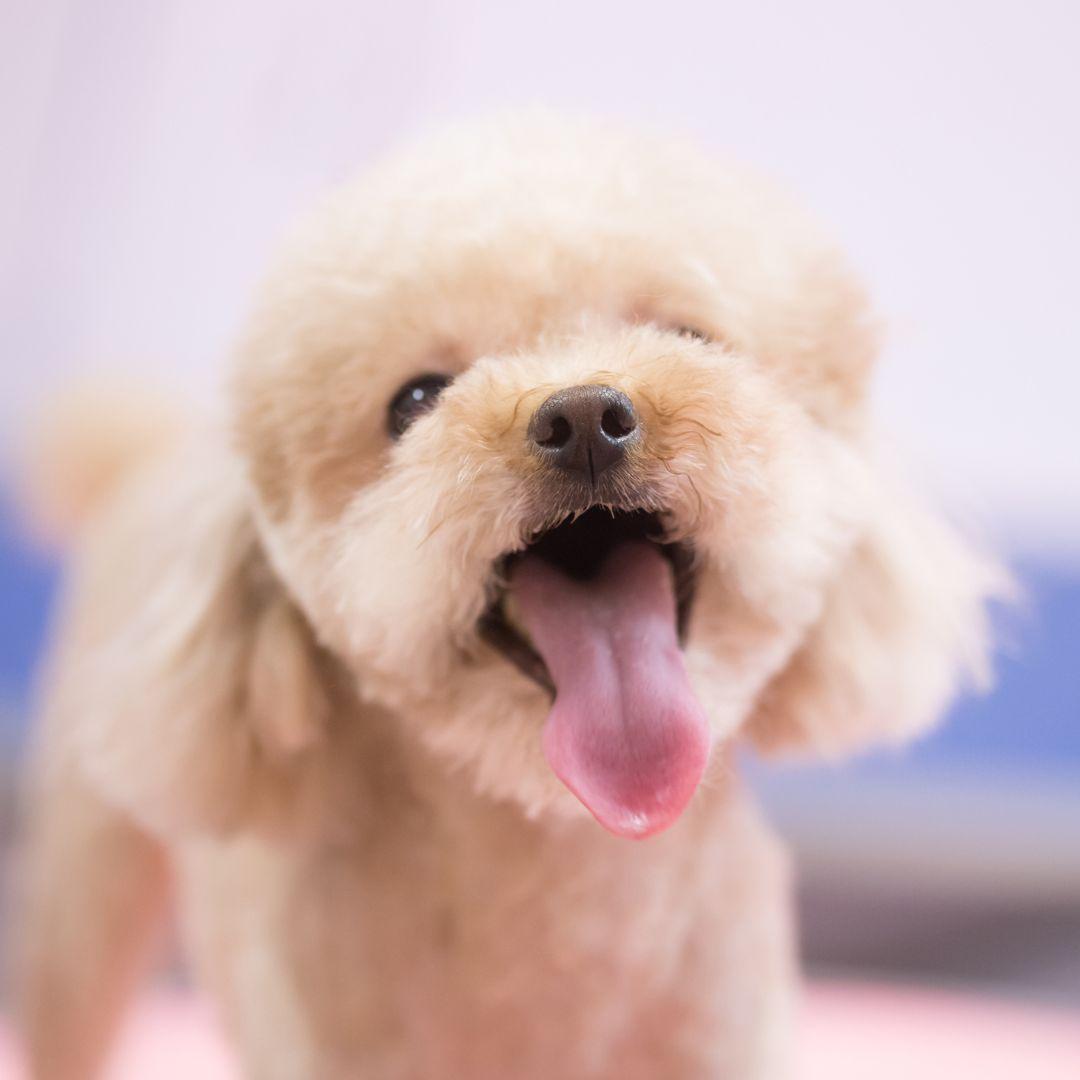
[197, 116, 995, 838]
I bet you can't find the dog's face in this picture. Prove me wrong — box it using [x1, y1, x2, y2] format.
[229, 118, 983, 838]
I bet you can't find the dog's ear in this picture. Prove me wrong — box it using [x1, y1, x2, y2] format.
[747, 463, 1006, 757]
[59, 443, 333, 838]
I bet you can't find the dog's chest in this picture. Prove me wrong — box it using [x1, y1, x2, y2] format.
[294, 794, 733, 1067]
[180, 775, 769, 1078]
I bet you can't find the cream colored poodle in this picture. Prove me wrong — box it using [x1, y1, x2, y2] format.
[14, 115, 999, 1079]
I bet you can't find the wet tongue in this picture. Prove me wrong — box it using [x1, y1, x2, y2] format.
[510, 541, 711, 839]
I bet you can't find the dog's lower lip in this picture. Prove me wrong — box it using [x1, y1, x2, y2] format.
[478, 508, 698, 692]
[478, 604, 556, 695]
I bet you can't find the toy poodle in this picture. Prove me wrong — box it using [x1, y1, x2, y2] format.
[13, 114, 998, 1079]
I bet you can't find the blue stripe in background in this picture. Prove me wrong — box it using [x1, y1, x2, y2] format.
[1, 492, 1077, 774]
[927, 564, 1080, 767]
[0, 498, 59, 744]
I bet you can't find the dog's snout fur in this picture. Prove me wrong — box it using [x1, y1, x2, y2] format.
[527, 383, 639, 487]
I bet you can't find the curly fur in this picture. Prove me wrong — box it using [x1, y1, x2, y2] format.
[14, 114, 1001, 1079]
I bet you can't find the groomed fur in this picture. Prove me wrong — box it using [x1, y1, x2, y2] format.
[15, 114, 1001, 1079]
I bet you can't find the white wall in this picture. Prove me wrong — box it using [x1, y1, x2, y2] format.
[3, 0, 1077, 554]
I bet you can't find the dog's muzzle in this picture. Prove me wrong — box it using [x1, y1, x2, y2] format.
[475, 377, 709, 840]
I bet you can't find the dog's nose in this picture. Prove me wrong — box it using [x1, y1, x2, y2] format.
[527, 384, 640, 483]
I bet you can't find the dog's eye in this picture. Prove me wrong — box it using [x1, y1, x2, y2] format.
[388, 373, 453, 438]
[674, 325, 711, 342]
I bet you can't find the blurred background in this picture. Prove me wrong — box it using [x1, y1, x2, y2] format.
[1, 0, 1078, 1020]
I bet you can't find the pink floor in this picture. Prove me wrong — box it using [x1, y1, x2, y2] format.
[2, 981, 1078, 1078]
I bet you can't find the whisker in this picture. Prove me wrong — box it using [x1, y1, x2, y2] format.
[497, 385, 556, 438]
[659, 456, 706, 531]
[666, 412, 724, 438]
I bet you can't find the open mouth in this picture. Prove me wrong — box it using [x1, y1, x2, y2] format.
[480, 507, 698, 694]
[478, 507, 711, 839]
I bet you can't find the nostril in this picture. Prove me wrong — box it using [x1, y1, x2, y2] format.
[537, 414, 572, 449]
[600, 407, 636, 439]
[528, 384, 638, 482]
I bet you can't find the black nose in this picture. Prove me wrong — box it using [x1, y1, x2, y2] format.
[527, 384, 640, 484]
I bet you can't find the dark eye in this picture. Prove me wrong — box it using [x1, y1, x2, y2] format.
[387, 373, 453, 438]
[674, 325, 711, 342]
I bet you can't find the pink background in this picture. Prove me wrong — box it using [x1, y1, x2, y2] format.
[2, 983, 1079, 1079]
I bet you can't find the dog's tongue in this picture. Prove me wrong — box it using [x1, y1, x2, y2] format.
[510, 541, 711, 839]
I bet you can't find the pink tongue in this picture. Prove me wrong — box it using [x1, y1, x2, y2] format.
[510, 541, 711, 839]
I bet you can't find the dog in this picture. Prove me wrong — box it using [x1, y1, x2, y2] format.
[14, 114, 999, 1079]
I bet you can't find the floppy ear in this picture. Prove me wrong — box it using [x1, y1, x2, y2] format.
[54, 441, 333, 838]
[747, 462, 1007, 758]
